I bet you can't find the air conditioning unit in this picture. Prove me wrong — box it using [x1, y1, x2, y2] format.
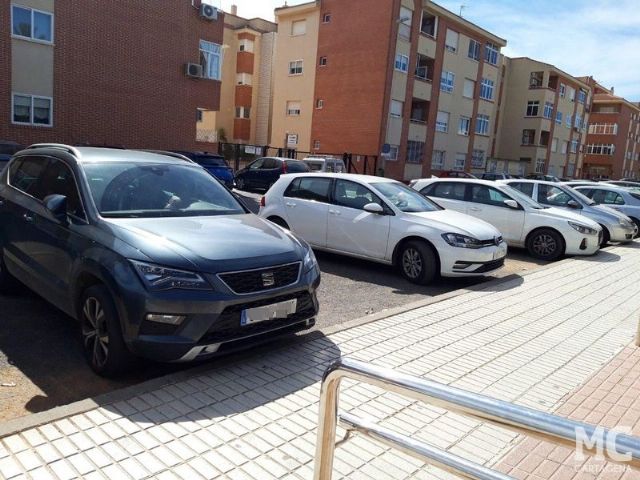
[185, 63, 203, 78]
[200, 3, 218, 20]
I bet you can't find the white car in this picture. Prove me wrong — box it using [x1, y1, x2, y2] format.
[411, 178, 602, 261]
[259, 173, 508, 285]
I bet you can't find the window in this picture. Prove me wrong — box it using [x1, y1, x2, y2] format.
[394, 54, 409, 73]
[468, 39, 480, 61]
[591, 190, 625, 206]
[526, 101, 539, 117]
[284, 177, 332, 202]
[470, 185, 512, 207]
[407, 141, 424, 164]
[535, 158, 545, 174]
[334, 179, 384, 210]
[286, 134, 298, 146]
[291, 20, 306, 36]
[561, 141, 568, 154]
[235, 106, 251, 119]
[586, 144, 615, 155]
[196, 108, 204, 123]
[574, 114, 582, 129]
[445, 29, 458, 53]
[319, 56, 327, 67]
[288, 60, 303, 75]
[436, 111, 449, 132]
[238, 39, 254, 52]
[200, 40, 222, 80]
[420, 11, 437, 37]
[559, 83, 566, 97]
[471, 149, 485, 168]
[12, 94, 52, 126]
[475, 114, 489, 135]
[454, 153, 466, 171]
[236, 73, 252, 85]
[9, 156, 48, 197]
[485, 42, 499, 65]
[537, 184, 573, 207]
[529, 71, 544, 88]
[566, 114, 572, 128]
[510, 182, 534, 197]
[313, 140, 321, 150]
[286, 101, 301, 116]
[551, 137, 558, 152]
[322, 12, 332, 23]
[543, 102, 553, 119]
[426, 181, 466, 200]
[522, 129, 535, 145]
[479, 78, 494, 100]
[388, 145, 399, 161]
[11, 5, 53, 43]
[440, 71, 455, 93]
[463, 79, 475, 99]
[568, 87, 576, 102]
[390, 100, 403, 118]
[458, 116, 470, 136]
[316, 99, 324, 109]
[577, 89, 587, 104]
[398, 7, 413, 40]
[556, 111, 562, 124]
[431, 150, 445, 169]
[415, 54, 431, 80]
[570, 139, 578, 153]
[589, 123, 618, 135]
[410, 100, 428, 123]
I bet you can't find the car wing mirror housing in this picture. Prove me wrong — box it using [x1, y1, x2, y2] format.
[363, 202, 384, 214]
[504, 199, 519, 209]
[43, 194, 68, 223]
[567, 200, 581, 209]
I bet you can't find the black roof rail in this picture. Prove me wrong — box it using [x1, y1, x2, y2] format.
[134, 149, 196, 164]
[24, 143, 81, 157]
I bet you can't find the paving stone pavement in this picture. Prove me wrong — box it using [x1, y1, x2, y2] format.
[1, 244, 640, 479]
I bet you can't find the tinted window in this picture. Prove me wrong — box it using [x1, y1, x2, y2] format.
[194, 155, 228, 167]
[509, 182, 534, 197]
[262, 158, 278, 169]
[248, 158, 264, 170]
[470, 185, 511, 207]
[284, 177, 332, 202]
[38, 159, 85, 218]
[285, 161, 309, 173]
[537, 184, 573, 207]
[9, 156, 48, 197]
[334, 179, 383, 210]
[425, 182, 466, 200]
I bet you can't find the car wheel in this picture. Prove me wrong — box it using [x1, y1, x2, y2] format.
[526, 229, 564, 261]
[398, 240, 437, 285]
[599, 225, 610, 246]
[268, 217, 290, 229]
[80, 285, 133, 377]
[236, 178, 246, 191]
[630, 217, 640, 238]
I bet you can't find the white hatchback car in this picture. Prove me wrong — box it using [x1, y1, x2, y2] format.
[259, 173, 508, 285]
[411, 178, 602, 261]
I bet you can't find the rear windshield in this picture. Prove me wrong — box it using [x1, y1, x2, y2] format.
[305, 162, 323, 171]
[286, 161, 310, 173]
[194, 155, 228, 167]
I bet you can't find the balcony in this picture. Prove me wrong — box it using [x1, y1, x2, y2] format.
[410, 99, 429, 125]
[417, 34, 436, 58]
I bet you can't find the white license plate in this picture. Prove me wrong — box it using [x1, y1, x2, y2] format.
[493, 244, 507, 260]
[240, 299, 298, 326]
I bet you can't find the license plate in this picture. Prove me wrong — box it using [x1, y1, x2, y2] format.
[240, 299, 297, 326]
[493, 244, 507, 260]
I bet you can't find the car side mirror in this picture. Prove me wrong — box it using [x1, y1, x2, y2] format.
[363, 203, 384, 214]
[44, 194, 68, 223]
[504, 199, 519, 209]
[567, 200, 581, 209]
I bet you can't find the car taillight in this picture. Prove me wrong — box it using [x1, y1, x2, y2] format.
[260, 196, 265, 207]
[282, 162, 288, 173]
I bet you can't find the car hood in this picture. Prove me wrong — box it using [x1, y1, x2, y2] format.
[591, 204, 633, 221]
[103, 214, 305, 272]
[540, 207, 601, 228]
[406, 209, 502, 240]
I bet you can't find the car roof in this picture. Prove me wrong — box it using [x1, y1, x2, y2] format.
[502, 179, 563, 186]
[18, 145, 193, 165]
[281, 172, 396, 183]
[573, 184, 629, 193]
[417, 177, 498, 187]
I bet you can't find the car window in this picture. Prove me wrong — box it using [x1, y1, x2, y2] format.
[470, 185, 511, 208]
[333, 179, 383, 211]
[537, 184, 573, 207]
[284, 177, 332, 202]
[372, 182, 439, 213]
[248, 158, 264, 170]
[424, 182, 466, 200]
[195, 155, 228, 167]
[262, 158, 278, 169]
[8, 156, 48, 198]
[37, 159, 86, 219]
[508, 182, 534, 197]
[603, 191, 625, 205]
[285, 161, 309, 173]
[305, 161, 323, 172]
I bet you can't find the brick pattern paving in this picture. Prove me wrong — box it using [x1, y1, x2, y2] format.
[495, 345, 640, 480]
[0, 245, 639, 479]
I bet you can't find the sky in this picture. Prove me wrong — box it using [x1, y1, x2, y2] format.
[213, 0, 640, 101]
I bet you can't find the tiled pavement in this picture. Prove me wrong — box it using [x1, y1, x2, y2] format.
[1, 244, 640, 479]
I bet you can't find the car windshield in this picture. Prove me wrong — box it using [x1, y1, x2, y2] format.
[501, 185, 547, 209]
[372, 182, 441, 212]
[83, 162, 245, 218]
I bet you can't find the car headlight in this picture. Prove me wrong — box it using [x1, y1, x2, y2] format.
[568, 221, 598, 235]
[441, 233, 483, 248]
[619, 218, 633, 227]
[303, 247, 318, 272]
[130, 260, 212, 291]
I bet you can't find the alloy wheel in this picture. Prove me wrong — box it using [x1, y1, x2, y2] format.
[532, 234, 557, 257]
[82, 297, 109, 369]
[402, 248, 423, 279]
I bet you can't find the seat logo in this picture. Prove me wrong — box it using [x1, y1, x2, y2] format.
[261, 272, 275, 287]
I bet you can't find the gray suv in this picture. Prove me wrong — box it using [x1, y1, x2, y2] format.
[0, 145, 320, 376]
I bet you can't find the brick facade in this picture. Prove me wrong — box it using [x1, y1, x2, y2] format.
[1, 0, 223, 151]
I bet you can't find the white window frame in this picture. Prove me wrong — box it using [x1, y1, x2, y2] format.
[485, 42, 499, 65]
[394, 53, 409, 73]
[555, 111, 562, 124]
[535, 158, 545, 174]
[543, 101, 554, 119]
[566, 114, 572, 128]
[319, 56, 328, 67]
[11, 4, 54, 44]
[525, 101, 539, 117]
[238, 39, 254, 53]
[398, 7, 413, 40]
[288, 59, 304, 75]
[463, 78, 475, 99]
[291, 19, 307, 36]
[440, 71, 455, 93]
[479, 78, 494, 101]
[559, 83, 566, 97]
[475, 114, 489, 135]
[454, 153, 466, 171]
[588, 123, 618, 135]
[287, 133, 299, 146]
[471, 149, 485, 168]
[200, 40, 222, 80]
[458, 116, 470, 136]
[445, 29, 459, 53]
[235, 106, 251, 119]
[561, 141, 568, 154]
[313, 140, 321, 150]
[286, 101, 301, 116]
[316, 99, 324, 109]
[236, 73, 253, 86]
[435, 111, 449, 132]
[390, 99, 403, 118]
[322, 12, 332, 23]
[431, 150, 445, 170]
[388, 145, 399, 161]
[468, 39, 480, 61]
[570, 139, 578, 153]
[11, 92, 53, 127]
[407, 141, 424, 164]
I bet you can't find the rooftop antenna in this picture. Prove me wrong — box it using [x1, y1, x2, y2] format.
[459, 4, 466, 16]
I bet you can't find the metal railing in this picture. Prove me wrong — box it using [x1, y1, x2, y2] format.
[314, 358, 640, 479]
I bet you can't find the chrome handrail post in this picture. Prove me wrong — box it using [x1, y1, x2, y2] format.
[314, 361, 343, 480]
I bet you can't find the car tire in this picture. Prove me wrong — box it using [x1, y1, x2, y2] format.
[268, 217, 290, 229]
[80, 285, 134, 377]
[526, 228, 564, 261]
[0, 250, 18, 293]
[630, 217, 640, 238]
[398, 240, 437, 285]
[599, 225, 610, 246]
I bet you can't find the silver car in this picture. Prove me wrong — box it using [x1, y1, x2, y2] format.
[574, 185, 640, 235]
[501, 179, 637, 244]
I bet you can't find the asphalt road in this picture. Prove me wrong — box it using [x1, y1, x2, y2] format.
[0, 190, 547, 421]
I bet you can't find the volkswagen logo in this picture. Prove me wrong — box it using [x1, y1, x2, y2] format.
[261, 272, 275, 287]
[494, 236, 502, 246]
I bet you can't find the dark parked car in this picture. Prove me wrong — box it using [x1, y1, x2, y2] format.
[0, 141, 24, 172]
[235, 157, 309, 192]
[171, 151, 234, 188]
[480, 172, 514, 181]
[0, 144, 320, 376]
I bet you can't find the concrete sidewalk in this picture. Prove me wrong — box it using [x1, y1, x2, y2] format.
[1, 244, 640, 480]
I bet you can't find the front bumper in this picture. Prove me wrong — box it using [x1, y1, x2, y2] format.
[608, 223, 637, 243]
[565, 232, 600, 255]
[440, 241, 508, 277]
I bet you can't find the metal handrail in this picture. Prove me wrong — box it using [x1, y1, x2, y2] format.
[314, 357, 640, 479]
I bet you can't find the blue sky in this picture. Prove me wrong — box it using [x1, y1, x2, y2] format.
[216, 0, 639, 101]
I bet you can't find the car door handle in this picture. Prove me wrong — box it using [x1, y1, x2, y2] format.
[329, 209, 341, 215]
[469, 207, 481, 212]
[23, 213, 34, 223]
[285, 202, 296, 208]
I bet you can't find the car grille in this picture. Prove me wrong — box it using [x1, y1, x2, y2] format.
[478, 236, 503, 247]
[200, 291, 316, 344]
[472, 258, 505, 273]
[218, 262, 301, 294]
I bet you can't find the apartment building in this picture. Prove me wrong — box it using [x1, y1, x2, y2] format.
[198, 6, 277, 146]
[2, 0, 223, 150]
[494, 58, 591, 178]
[270, 0, 506, 180]
[578, 80, 640, 179]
